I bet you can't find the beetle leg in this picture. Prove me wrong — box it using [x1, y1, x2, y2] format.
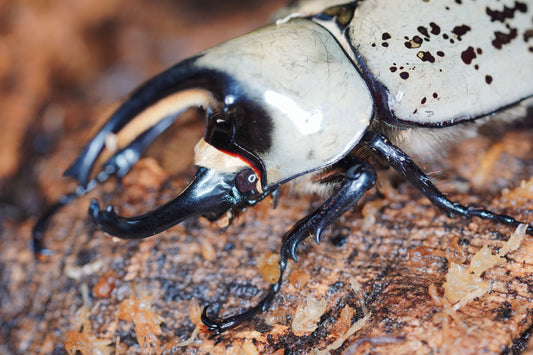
[32, 193, 77, 257]
[362, 131, 533, 236]
[32, 115, 177, 257]
[201, 156, 377, 336]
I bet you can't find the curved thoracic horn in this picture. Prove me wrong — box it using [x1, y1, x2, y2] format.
[64, 56, 219, 187]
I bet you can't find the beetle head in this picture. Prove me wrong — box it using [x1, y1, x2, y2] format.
[66, 19, 373, 238]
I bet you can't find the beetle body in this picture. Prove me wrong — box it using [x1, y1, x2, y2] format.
[34, 0, 533, 335]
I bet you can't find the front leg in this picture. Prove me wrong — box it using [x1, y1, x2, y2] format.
[201, 156, 377, 335]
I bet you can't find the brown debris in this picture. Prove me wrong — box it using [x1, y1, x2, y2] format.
[117, 296, 164, 354]
[64, 286, 113, 355]
[64, 331, 113, 355]
[471, 142, 505, 188]
[93, 270, 117, 299]
[291, 295, 327, 334]
[499, 177, 533, 208]
[443, 224, 527, 305]
[256, 251, 281, 285]
[288, 268, 310, 289]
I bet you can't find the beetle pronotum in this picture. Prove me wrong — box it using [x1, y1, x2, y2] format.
[34, 0, 532, 335]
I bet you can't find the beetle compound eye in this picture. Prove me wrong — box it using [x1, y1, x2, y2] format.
[236, 168, 258, 194]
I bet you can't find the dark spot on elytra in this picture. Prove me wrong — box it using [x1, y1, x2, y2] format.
[421, 97, 427, 104]
[461, 46, 477, 64]
[433, 92, 438, 99]
[390, 66, 397, 72]
[524, 29, 533, 42]
[492, 27, 518, 49]
[417, 26, 430, 38]
[443, 33, 449, 40]
[436, 51, 445, 57]
[475, 64, 479, 70]
[452, 24, 471, 41]
[455, 0, 462, 4]
[404, 35, 424, 49]
[486, 1, 527, 23]
[382, 32, 391, 40]
[430, 22, 441, 35]
[485, 75, 493, 84]
[417, 50, 436, 63]
[400, 71, 410, 80]
[476, 48, 483, 55]
[382, 42, 389, 47]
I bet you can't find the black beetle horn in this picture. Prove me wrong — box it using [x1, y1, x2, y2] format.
[64, 56, 217, 187]
[89, 167, 240, 239]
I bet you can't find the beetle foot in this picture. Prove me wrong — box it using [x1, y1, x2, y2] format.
[199, 214, 327, 336]
[460, 206, 533, 236]
[201, 266, 284, 337]
[281, 214, 327, 263]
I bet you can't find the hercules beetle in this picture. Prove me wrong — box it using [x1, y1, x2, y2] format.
[34, 0, 533, 335]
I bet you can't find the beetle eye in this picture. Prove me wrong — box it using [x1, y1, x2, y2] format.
[236, 168, 258, 194]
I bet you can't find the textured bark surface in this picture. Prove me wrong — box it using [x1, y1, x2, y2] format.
[1, 1, 532, 354]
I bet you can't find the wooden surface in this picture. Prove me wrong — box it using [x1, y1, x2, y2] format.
[0, 1, 532, 354]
